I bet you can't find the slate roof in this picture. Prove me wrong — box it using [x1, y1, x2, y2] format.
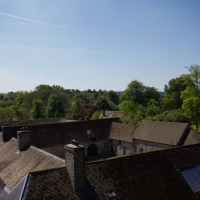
[0, 138, 65, 189]
[184, 130, 200, 145]
[133, 120, 190, 145]
[85, 144, 200, 200]
[25, 168, 79, 200]
[25, 167, 99, 200]
[109, 122, 138, 142]
[23, 143, 200, 200]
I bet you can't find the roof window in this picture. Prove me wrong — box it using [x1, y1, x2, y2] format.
[108, 191, 117, 199]
[179, 165, 200, 193]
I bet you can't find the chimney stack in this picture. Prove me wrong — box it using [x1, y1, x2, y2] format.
[65, 140, 85, 190]
[2, 123, 12, 142]
[17, 127, 31, 152]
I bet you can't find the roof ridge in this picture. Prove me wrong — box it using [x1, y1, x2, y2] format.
[30, 146, 65, 163]
[29, 166, 66, 175]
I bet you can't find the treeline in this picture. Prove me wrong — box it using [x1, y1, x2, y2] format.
[1, 64, 200, 129]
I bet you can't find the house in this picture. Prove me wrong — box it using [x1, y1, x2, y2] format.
[109, 120, 190, 156]
[109, 122, 138, 156]
[183, 129, 200, 145]
[132, 120, 190, 153]
[1, 118, 119, 159]
[1, 119, 192, 158]
[100, 111, 124, 118]
[1, 135, 200, 199]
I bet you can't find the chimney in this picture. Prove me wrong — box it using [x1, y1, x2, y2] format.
[65, 140, 85, 190]
[17, 127, 31, 152]
[2, 123, 12, 142]
[103, 110, 105, 117]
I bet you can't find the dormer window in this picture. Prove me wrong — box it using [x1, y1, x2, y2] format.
[108, 191, 117, 200]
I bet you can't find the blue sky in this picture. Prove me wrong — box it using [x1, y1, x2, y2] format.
[0, 0, 200, 93]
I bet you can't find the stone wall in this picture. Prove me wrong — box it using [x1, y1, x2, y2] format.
[82, 139, 111, 156]
[133, 139, 171, 154]
[2, 118, 119, 149]
[111, 139, 134, 156]
[42, 139, 111, 159]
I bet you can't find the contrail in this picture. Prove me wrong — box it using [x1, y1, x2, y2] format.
[0, 12, 66, 28]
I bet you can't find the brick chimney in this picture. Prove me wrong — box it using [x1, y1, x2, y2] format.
[65, 139, 85, 190]
[17, 127, 31, 152]
[2, 123, 12, 142]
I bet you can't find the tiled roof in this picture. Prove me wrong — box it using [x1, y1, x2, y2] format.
[0, 138, 65, 189]
[109, 122, 138, 142]
[184, 130, 200, 145]
[26, 167, 100, 200]
[85, 144, 200, 200]
[24, 144, 200, 200]
[25, 168, 79, 200]
[133, 120, 189, 145]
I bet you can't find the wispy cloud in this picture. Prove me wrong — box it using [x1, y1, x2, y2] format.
[0, 12, 67, 28]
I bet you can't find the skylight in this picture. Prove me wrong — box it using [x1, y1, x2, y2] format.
[108, 191, 116, 199]
[180, 165, 200, 193]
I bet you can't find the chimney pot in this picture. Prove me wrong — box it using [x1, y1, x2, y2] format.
[71, 139, 76, 145]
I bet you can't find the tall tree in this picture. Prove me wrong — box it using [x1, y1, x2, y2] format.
[46, 94, 65, 118]
[163, 75, 193, 110]
[30, 99, 45, 119]
[107, 90, 119, 105]
[181, 65, 200, 129]
[121, 80, 160, 106]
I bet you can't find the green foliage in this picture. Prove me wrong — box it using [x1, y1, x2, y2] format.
[181, 65, 200, 128]
[46, 94, 65, 118]
[91, 110, 102, 120]
[95, 97, 111, 111]
[30, 99, 45, 119]
[153, 109, 190, 123]
[0, 94, 5, 100]
[118, 100, 145, 124]
[121, 80, 160, 106]
[163, 75, 193, 110]
[120, 114, 143, 125]
[0, 107, 15, 121]
[107, 90, 119, 105]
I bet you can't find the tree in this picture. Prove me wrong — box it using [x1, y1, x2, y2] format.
[163, 75, 193, 110]
[181, 65, 200, 129]
[13, 91, 29, 119]
[30, 99, 45, 119]
[121, 80, 160, 106]
[81, 104, 100, 117]
[95, 97, 111, 111]
[0, 107, 15, 121]
[107, 90, 119, 105]
[46, 94, 65, 118]
[153, 109, 190, 123]
[120, 80, 145, 104]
